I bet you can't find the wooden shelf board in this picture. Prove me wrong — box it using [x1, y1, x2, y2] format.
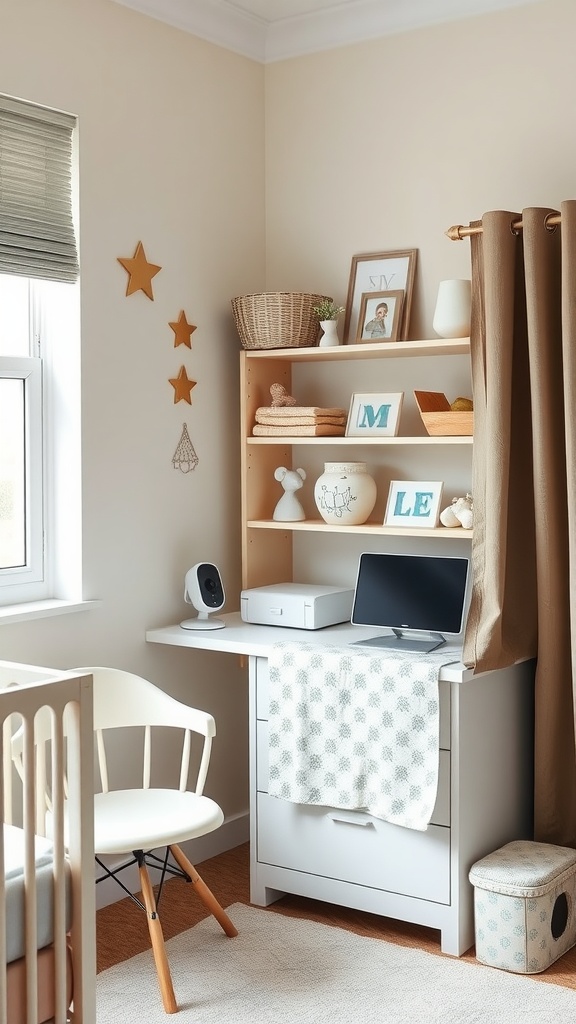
[241, 338, 470, 362]
[246, 519, 472, 538]
[247, 435, 473, 446]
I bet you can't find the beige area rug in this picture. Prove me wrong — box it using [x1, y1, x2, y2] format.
[96, 903, 576, 1023]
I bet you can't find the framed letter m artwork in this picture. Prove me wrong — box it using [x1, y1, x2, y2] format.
[346, 393, 404, 437]
[385, 481, 443, 528]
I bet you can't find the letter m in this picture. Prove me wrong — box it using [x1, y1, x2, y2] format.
[358, 403, 391, 429]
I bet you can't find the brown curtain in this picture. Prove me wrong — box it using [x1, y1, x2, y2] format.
[462, 203, 576, 846]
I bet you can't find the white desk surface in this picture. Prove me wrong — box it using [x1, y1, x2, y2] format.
[146, 612, 475, 683]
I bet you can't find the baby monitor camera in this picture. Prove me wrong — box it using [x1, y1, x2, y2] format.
[180, 562, 226, 630]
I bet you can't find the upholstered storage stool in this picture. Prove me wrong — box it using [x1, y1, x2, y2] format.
[469, 840, 576, 974]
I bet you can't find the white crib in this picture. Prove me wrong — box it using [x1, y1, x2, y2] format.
[0, 660, 96, 1024]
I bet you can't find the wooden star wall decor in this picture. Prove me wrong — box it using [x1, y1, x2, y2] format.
[169, 310, 197, 348]
[169, 365, 197, 404]
[117, 241, 162, 300]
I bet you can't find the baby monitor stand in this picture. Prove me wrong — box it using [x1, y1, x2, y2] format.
[180, 612, 225, 630]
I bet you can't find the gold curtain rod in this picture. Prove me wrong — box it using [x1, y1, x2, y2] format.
[446, 212, 562, 241]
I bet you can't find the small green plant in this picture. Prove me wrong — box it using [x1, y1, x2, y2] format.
[312, 299, 345, 321]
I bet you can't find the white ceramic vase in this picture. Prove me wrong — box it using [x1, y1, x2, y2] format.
[314, 462, 377, 526]
[319, 319, 340, 347]
[432, 279, 472, 339]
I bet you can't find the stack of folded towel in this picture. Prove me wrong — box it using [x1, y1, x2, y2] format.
[253, 405, 348, 436]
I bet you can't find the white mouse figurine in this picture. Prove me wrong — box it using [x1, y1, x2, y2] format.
[273, 467, 306, 521]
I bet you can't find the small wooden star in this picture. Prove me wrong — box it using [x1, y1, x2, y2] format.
[117, 241, 162, 300]
[169, 310, 197, 348]
[169, 366, 197, 404]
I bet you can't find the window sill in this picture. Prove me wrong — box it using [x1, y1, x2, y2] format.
[0, 599, 101, 625]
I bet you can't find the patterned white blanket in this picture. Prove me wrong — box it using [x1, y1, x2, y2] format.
[267, 641, 454, 831]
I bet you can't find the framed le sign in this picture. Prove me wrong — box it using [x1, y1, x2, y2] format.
[384, 481, 443, 528]
[346, 392, 404, 437]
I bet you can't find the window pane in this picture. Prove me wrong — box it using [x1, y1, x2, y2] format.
[0, 275, 31, 356]
[0, 377, 25, 569]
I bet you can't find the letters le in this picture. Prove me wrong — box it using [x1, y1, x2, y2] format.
[393, 490, 434, 519]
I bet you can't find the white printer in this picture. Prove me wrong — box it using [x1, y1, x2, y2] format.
[240, 582, 354, 630]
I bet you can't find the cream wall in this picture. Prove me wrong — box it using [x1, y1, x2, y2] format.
[264, 0, 575, 338]
[0, 0, 264, 831]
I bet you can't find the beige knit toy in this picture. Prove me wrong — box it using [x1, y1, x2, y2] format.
[270, 383, 297, 407]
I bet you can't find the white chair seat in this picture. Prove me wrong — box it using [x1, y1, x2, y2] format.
[94, 789, 224, 856]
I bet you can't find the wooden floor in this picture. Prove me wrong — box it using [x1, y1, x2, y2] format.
[96, 842, 576, 990]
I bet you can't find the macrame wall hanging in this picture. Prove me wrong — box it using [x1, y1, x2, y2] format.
[172, 423, 199, 473]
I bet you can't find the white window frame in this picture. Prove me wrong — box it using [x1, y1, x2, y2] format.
[0, 277, 82, 613]
[0, 354, 44, 597]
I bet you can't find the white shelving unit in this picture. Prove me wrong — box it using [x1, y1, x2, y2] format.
[240, 338, 473, 589]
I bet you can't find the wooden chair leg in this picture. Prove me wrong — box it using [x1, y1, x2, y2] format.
[138, 861, 178, 1014]
[169, 844, 238, 938]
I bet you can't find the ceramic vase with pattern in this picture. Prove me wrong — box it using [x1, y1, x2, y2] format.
[314, 462, 377, 526]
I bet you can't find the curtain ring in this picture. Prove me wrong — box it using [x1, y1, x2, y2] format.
[544, 212, 559, 233]
[510, 218, 521, 236]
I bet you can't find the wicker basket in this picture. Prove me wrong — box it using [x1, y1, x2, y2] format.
[231, 292, 332, 350]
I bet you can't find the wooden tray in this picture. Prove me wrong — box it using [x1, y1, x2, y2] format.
[414, 391, 473, 436]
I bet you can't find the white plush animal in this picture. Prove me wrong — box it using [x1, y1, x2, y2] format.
[273, 467, 306, 521]
[439, 493, 473, 529]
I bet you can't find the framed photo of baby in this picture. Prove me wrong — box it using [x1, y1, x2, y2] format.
[357, 290, 404, 343]
[343, 248, 418, 344]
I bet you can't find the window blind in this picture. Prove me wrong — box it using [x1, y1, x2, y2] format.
[0, 95, 79, 283]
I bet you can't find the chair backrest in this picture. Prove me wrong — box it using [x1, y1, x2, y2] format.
[12, 667, 217, 802]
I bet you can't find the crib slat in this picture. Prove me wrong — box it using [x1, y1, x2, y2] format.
[51, 709, 68, 1024]
[0, 721, 7, 1024]
[23, 718, 39, 1024]
[66, 686, 96, 1024]
[2, 716, 12, 826]
[1, 669, 96, 1024]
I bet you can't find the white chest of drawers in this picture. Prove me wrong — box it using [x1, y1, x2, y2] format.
[248, 646, 534, 956]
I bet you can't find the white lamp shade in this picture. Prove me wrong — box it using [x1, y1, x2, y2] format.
[433, 279, 471, 339]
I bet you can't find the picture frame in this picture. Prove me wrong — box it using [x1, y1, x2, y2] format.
[357, 290, 404, 343]
[384, 480, 443, 528]
[346, 392, 404, 438]
[344, 249, 418, 344]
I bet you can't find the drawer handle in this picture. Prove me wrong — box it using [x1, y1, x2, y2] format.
[328, 813, 375, 828]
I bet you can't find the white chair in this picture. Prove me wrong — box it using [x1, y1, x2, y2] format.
[13, 666, 238, 1014]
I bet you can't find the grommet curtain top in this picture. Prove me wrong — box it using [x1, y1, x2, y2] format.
[0, 94, 78, 283]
